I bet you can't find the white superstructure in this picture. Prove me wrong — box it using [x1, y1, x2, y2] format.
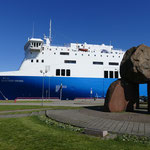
[18, 37, 124, 79]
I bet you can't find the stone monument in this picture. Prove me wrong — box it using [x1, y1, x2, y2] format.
[104, 44, 150, 112]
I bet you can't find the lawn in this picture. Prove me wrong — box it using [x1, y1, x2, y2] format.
[0, 105, 79, 112]
[0, 116, 150, 150]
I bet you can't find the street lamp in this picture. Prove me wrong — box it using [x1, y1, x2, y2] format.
[40, 69, 48, 106]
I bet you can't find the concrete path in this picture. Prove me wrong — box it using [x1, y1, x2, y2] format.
[46, 107, 150, 137]
[0, 110, 46, 118]
[0, 99, 104, 107]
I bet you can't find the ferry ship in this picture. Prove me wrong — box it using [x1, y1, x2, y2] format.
[1, 22, 145, 100]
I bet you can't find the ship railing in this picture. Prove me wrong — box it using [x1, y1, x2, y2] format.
[50, 43, 70, 47]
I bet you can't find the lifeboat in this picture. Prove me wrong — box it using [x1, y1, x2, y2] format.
[79, 48, 88, 52]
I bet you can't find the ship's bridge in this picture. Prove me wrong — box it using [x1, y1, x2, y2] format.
[24, 38, 44, 51]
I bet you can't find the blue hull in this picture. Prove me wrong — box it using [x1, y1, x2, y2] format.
[0, 76, 147, 100]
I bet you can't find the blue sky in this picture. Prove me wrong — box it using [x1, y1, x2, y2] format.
[0, 0, 150, 71]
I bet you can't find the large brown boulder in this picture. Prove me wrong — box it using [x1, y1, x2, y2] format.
[104, 79, 139, 112]
[120, 44, 150, 84]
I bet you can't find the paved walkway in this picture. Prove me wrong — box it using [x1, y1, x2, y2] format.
[46, 107, 150, 137]
[0, 99, 104, 107]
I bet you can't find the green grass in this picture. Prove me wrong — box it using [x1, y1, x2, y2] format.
[0, 110, 42, 115]
[0, 116, 150, 150]
[0, 105, 80, 112]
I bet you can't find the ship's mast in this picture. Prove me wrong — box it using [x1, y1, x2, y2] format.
[49, 20, 52, 44]
[44, 20, 52, 46]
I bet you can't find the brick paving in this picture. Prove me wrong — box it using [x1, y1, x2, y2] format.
[46, 107, 150, 137]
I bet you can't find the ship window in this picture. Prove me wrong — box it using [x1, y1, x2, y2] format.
[61, 69, 65, 76]
[93, 61, 103, 65]
[109, 62, 119, 65]
[36, 59, 39, 63]
[56, 69, 60, 76]
[94, 55, 96, 56]
[66, 69, 70, 76]
[34, 43, 35, 47]
[64, 60, 76, 64]
[60, 52, 69, 55]
[88, 54, 90, 56]
[37, 43, 38, 47]
[104, 71, 108, 78]
[75, 53, 77, 55]
[115, 71, 118, 78]
[109, 71, 113, 78]
[31, 59, 33, 63]
[41, 60, 44, 63]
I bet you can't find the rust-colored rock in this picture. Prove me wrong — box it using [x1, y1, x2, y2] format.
[120, 44, 150, 84]
[104, 79, 139, 112]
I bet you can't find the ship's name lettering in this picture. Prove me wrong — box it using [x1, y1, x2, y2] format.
[1, 80, 24, 83]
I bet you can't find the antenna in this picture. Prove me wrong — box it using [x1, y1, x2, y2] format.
[110, 40, 111, 46]
[32, 22, 34, 38]
[49, 19, 52, 42]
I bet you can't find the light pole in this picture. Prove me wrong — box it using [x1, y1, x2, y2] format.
[48, 76, 50, 99]
[60, 83, 62, 100]
[40, 69, 48, 106]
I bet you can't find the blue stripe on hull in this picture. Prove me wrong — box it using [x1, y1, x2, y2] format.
[0, 76, 147, 100]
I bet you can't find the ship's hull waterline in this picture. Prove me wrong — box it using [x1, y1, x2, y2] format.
[0, 76, 147, 100]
